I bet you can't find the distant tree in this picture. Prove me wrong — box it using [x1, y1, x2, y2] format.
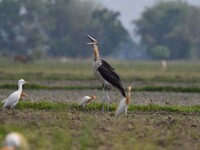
[45, 0, 99, 57]
[19, 0, 47, 52]
[0, 0, 129, 58]
[133, 1, 200, 59]
[184, 6, 200, 59]
[92, 8, 129, 56]
[150, 45, 170, 60]
[0, 0, 46, 54]
[0, 0, 21, 52]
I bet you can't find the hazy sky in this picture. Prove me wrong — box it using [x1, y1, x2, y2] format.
[97, 0, 200, 32]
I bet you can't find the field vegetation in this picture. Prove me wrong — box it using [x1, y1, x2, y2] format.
[0, 60, 199, 150]
[1, 59, 200, 82]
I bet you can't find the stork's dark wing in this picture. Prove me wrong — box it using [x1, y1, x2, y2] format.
[100, 59, 120, 79]
[98, 59, 126, 97]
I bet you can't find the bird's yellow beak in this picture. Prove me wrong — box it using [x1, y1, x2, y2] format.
[25, 81, 29, 84]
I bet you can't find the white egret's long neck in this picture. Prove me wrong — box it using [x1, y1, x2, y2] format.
[125, 90, 131, 105]
[93, 45, 100, 61]
[18, 83, 23, 93]
[125, 93, 130, 105]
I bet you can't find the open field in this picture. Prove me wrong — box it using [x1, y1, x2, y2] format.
[0, 59, 200, 149]
[0, 103, 199, 150]
[1, 59, 200, 82]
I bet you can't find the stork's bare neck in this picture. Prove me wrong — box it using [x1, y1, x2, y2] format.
[93, 45, 100, 61]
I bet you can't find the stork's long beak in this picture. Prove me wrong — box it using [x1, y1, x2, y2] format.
[87, 34, 96, 42]
[86, 34, 98, 45]
[25, 81, 29, 84]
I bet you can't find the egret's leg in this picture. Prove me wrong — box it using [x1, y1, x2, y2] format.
[115, 115, 118, 123]
[125, 107, 128, 116]
[125, 107, 129, 122]
[12, 107, 16, 115]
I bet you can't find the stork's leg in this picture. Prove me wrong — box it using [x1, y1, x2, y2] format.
[105, 86, 110, 111]
[101, 85, 106, 113]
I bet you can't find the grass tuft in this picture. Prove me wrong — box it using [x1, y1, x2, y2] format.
[1, 101, 199, 113]
[1, 84, 200, 93]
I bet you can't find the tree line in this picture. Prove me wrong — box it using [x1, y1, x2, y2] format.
[1, 0, 200, 60]
[134, 1, 200, 60]
[0, 0, 129, 58]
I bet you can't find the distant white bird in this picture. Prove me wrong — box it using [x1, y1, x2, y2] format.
[115, 86, 131, 118]
[160, 60, 167, 71]
[79, 95, 96, 107]
[2, 79, 28, 108]
[1, 132, 29, 150]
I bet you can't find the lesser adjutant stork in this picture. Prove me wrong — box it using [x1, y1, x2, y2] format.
[86, 34, 126, 112]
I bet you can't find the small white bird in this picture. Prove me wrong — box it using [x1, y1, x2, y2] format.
[160, 60, 167, 72]
[115, 86, 131, 118]
[1, 132, 29, 150]
[79, 95, 96, 107]
[2, 79, 28, 108]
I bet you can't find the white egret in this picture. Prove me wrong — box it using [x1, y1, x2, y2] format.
[2, 79, 28, 108]
[79, 95, 96, 108]
[115, 86, 131, 118]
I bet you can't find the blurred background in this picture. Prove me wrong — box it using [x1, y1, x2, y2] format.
[0, 0, 200, 61]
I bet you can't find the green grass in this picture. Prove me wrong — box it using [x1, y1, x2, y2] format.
[0, 102, 199, 150]
[0, 59, 200, 149]
[0, 83, 97, 90]
[2, 83, 200, 93]
[1, 59, 200, 82]
[1, 101, 199, 113]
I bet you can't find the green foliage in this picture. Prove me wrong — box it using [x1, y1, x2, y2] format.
[2, 83, 200, 93]
[92, 9, 129, 56]
[0, 0, 129, 57]
[135, 86, 200, 93]
[150, 45, 170, 60]
[1, 101, 199, 113]
[134, 1, 200, 59]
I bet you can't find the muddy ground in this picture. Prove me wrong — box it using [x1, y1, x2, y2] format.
[1, 79, 200, 106]
[0, 108, 199, 150]
[1, 89, 200, 106]
[0, 80, 200, 150]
